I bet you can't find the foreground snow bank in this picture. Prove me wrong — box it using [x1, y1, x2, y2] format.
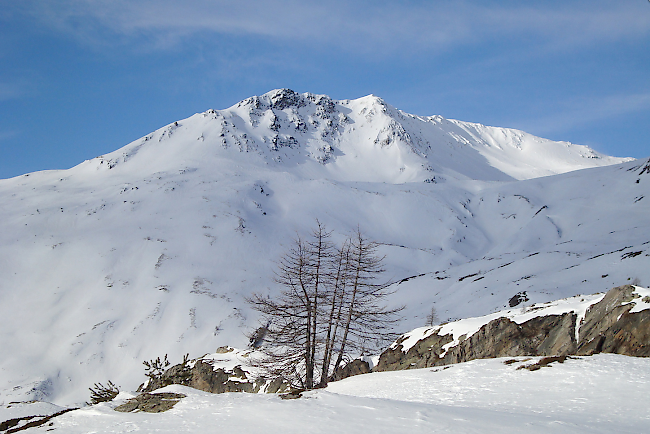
[328, 354, 650, 432]
[27, 354, 650, 433]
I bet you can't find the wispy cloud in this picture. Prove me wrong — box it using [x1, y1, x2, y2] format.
[0, 129, 19, 142]
[0, 81, 30, 102]
[516, 92, 650, 136]
[11, 1, 650, 55]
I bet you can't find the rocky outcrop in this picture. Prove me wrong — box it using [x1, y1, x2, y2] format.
[376, 285, 650, 371]
[143, 355, 289, 395]
[114, 392, 186, 413]
[577, 285, 650, 356]
[187, 361, 256, 394]
[377, 312, 577, 371]
[330, 359, 371, 382]
[185, 361, 288, 394]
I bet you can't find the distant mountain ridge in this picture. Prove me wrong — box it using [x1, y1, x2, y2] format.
[0, 89, 646, 406]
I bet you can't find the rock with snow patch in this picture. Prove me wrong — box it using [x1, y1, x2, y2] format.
[114, 392, 186, 413]
[576, 285, 650, 356]
[330, 359, 371, 382]
[376, 285, 650, 371]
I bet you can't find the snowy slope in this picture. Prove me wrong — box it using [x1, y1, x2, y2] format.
[0, 89, 646, 406]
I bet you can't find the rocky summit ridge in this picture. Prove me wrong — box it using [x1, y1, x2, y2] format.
[84, 88, 630, 184]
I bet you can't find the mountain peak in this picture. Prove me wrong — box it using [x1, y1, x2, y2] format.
[80, 90, 631, 184]
[235, 89, 334, 113]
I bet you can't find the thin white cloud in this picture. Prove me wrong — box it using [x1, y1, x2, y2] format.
[0, 129, 19, 141]
[516, 92, 650, 136]
[12, 0, 650, 55]
[0, 81, 29, 102]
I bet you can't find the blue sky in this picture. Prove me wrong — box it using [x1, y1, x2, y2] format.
[1, 0, 648, 179]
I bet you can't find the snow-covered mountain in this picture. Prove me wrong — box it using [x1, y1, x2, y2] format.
[0, 89, 646, 406]
[73, 88, 628, 183]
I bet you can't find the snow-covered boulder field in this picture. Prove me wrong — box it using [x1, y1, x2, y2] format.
[377, 285, 650, 371]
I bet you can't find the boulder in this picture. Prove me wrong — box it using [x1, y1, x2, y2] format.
[330, 359, 371, 382]
[114, 392, 186, 413]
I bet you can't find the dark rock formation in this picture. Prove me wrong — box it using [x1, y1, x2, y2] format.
[269, 89, 306, 110]
[144, 359, 289, 395]
[188, 361, 256, 394]
[577, 285, 650, 356]
[376, 285, 649, 372]
[330, 359, 371, 382]
[516, 355, 574, 371]
[508, 291, 529, 307]
[376, 313, 576, 371]
[279, 389, 304, 400]
[114, 392, 186, 413]
[1, 408, 78, 433]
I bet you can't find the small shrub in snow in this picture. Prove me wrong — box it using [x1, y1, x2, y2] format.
[143, 355, 171, 382]
[88, 381, 119, 405]
[141, 353, 192, 392]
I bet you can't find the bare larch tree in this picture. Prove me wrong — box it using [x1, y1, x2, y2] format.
[247, 223, 403, 389]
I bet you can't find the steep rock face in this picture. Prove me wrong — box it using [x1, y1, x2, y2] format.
[446, 313, 577, 364]
[376, 285, 649, 371]
[376, 330, 454, 371]
[577, 285, 650, 356]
